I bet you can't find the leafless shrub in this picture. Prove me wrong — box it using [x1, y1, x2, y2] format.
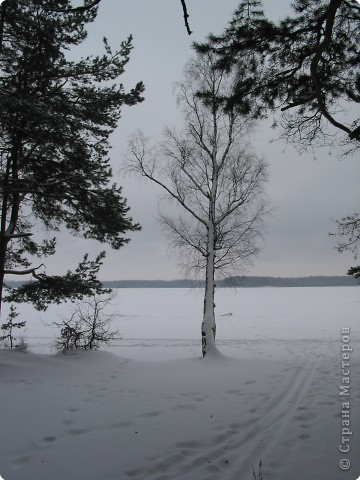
[53, 293, 120, 351]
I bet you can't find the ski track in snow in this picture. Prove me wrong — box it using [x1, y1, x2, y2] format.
[122, 343, 342, 480]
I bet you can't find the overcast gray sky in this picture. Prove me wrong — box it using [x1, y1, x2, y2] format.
[44, 0, 360, 281]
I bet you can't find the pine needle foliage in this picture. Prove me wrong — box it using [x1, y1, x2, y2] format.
[195, 0, 360, 147]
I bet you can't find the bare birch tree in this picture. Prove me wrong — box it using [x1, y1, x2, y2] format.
[128, 54, 269, 358]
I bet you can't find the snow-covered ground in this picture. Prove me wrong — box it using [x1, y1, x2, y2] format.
[1, 287, 359, 480]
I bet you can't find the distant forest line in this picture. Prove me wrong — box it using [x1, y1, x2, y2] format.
[5, 276, 357, 290]
[102, 276, 357, 288]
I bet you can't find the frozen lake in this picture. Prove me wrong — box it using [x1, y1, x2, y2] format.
[5, 286, 359, 360]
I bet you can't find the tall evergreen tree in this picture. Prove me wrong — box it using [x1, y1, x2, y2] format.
[0, 0, 144, 315]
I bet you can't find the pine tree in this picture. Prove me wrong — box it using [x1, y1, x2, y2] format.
[0, 0, 144, 314]
[0, 304, 26, 349]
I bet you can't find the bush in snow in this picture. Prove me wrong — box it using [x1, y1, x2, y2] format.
[53, 294, 120, 351]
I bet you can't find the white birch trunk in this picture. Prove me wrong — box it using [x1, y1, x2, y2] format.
[201, 221, 218, 358]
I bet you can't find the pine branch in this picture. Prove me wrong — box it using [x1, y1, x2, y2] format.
[45, 0, 102, 13]
[280, 94, 317, 111]
[2, 233, 33, 239]
[309, 0, 352, 138]
[4, 264, 43, 276]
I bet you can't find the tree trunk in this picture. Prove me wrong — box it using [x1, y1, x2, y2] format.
[0, 158, 11, 319]
[201, 223, 218, 358]
[0, 141, 22, 318]
[0, 246, 7, 317]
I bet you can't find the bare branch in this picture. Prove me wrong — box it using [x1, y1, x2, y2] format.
[330, 212, 360, 258]
[128, 132, 207, 227]
[180, 0, 192, 35]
